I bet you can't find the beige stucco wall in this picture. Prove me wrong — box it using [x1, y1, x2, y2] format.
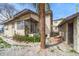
[73, 17, 79, 52]
[76, 16, 79, 52]
[65, 23, 68, 44]
[4, 23, 15, 37]
[45, 14, 51, 36]
[73, 18, 77, 51]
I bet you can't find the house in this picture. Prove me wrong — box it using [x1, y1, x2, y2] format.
[53, 19, 63, 33]
[3, 9, 52, 37]
[58, 12, 79, 52]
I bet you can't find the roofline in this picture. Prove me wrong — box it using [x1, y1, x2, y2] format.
[53, 18, 64, 21]
[14, 9, 38, 17]
[58, 12, 79, 26]
[3, 9, 52, 24]
[3, 9, 38, 24]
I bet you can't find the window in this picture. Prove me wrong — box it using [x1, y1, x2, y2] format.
[17, 21, 24, 30]
[30, 22, 34, 33]
[30, 22, 36, 33]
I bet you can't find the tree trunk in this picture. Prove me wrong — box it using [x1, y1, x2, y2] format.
[39, 3, 46, 49]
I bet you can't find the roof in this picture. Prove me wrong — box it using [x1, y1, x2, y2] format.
[2, 9, 52, 25]
[58, 12, 79, 26]
[2, 9, 38, 24]
[53, 19, 63, 26]
[53, 18, 64, 21]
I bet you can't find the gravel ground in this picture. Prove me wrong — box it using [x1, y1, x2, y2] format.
[0, 42, 79, 56]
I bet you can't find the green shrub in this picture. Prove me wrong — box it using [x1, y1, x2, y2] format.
[13, 34, 40, 43]
[0, 37, 11, 48]
[0, 37, 3, 43]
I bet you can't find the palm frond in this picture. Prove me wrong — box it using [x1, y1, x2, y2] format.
[76, 4, 78, 13]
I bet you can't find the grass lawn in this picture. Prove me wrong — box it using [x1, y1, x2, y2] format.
[0, 37, 11, 48]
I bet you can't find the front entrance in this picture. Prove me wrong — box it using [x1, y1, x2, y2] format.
[68, 22, 74, 47]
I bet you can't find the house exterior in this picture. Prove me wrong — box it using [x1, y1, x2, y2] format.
[58, 12, 79, 52]
[53, 19, 63, 32]
[3, 9, 52, 37]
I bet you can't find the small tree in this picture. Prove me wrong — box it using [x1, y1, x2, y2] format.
[0, 3, 17, 22]
[76, 4, 78, 13]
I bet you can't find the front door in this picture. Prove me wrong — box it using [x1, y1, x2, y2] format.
[68, 22, 73, 47]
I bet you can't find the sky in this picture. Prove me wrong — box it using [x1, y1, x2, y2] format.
[12, 3, 79, 20]
[50, 3, 79, 20]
